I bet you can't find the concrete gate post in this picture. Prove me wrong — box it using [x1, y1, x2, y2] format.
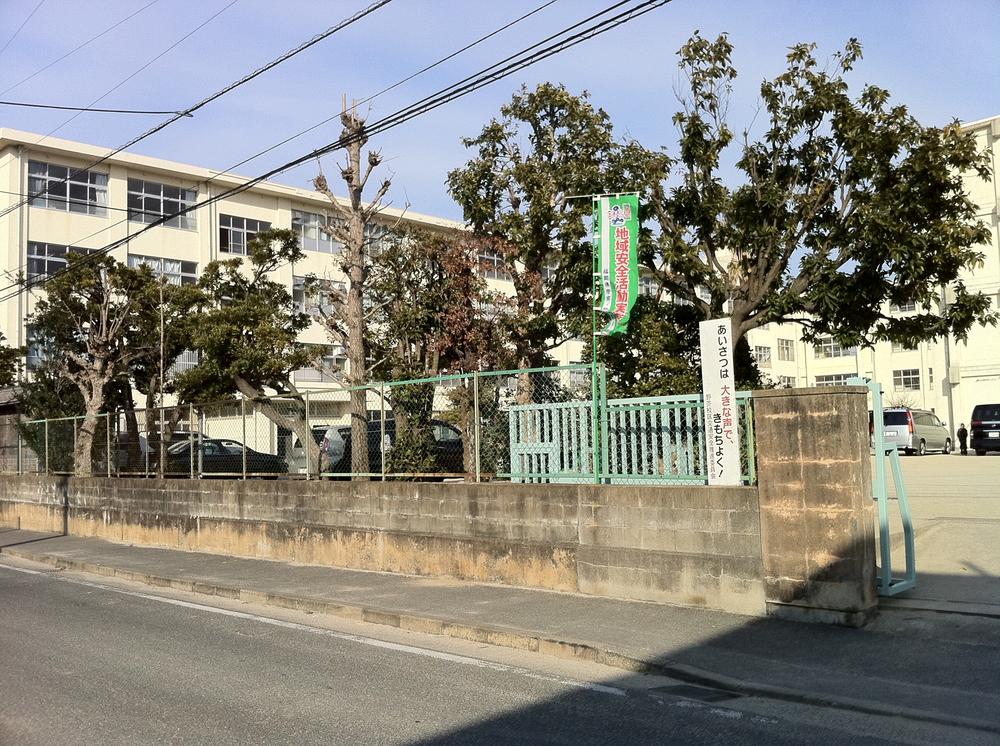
[752, 386, 877, 626]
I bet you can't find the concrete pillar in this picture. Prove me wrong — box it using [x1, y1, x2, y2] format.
[753, 386, 877, 626]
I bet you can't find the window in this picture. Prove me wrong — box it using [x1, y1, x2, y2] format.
[292, 210, 342, 253]
[127, 178, 196, 228]
[168, 349, 199, 378]
[639, 275, 659, 298]
[891, 341, 914, 353]
[364, 222, 389, 255]
[753, 346, 772, 368]
[928, 368, 934, 385]
[815, 373, 853, 387]
[892, 301, 917, 313]
[219, 214, 270, 255]
[893, 368, 921, 391]
[777, 338, 795, 362]
[128, 254, 197, 285]
[696, 286, 712, 303]
[814, 336, 855, 358]
[293, 276, 342, 315]
[25, 325, 44, 371]
[479, 247, 510, 280]
[28, 160, 107, 216]
[292, 345, 345, 383]
[778, 376, 796, 388]
[433, 423, 461, 442]
[27, 242, 95, 280]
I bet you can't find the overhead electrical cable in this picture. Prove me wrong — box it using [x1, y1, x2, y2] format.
[28, 0, 243, 146]
[0, 0, 47, 60]
[0, 0, 161, 97]
[0, 0, 394, 222]
[0, 0, 668, 303]
[0, 100, 191, 116]
[209, 0, 561, 180]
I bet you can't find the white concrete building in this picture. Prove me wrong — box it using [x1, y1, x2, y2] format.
[0, 128, 586, 400]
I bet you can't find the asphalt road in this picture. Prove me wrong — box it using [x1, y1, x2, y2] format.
[0, 561, 959, 746]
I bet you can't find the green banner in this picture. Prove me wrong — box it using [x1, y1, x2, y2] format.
[593, 193, 639, 336]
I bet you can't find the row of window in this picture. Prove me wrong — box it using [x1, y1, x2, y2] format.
[813, 369, 932, 391]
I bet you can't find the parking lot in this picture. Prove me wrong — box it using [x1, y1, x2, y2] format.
[883, 453, 1000, 609]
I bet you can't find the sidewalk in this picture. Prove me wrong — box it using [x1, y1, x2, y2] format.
[3, 528, 1000, 734]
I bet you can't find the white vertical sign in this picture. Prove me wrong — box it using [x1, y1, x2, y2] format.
[699, 318, 743, 485]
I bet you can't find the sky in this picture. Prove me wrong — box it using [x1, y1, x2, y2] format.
[1, 0, 998, 222]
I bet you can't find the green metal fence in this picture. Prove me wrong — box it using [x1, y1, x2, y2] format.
[9, 364, 757, 485]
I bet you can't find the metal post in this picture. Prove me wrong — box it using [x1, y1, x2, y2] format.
[106, 413, 112, 478]
[304, 391, 311, 480]
[44, 419, 49, 474]
[16, 421, 22, 475]
[380, 383, 386, 482]
[72, 416, 78, 474]
[473, 372, 481, 482]
[599, 363, 609, 484]
[198, 410, 205, 478]
[241, 397, 247, 479]
[189, 404, 195, 480]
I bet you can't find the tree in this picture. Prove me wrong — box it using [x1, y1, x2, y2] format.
[643, 32, 997, 350]
[174, 229, 321, 472]
[366, 228, 516, 475]
[26, 255, 162, 476]
[447, 83, 668, 377]
[311, 106, 393, 479]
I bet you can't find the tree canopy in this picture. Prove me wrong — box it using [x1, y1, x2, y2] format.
[643, 32, 996, 347]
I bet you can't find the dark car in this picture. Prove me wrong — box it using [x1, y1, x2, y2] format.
[322, 418, 464, 477]
[970, 404, 1000, 456]
[163, 438, 287, 477]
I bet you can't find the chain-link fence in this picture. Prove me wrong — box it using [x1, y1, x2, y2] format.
[6, 364, 757, 484]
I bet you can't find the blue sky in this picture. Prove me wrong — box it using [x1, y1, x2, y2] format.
[1, 0, 998, 222]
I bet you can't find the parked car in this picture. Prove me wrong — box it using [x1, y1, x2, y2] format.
[290, 419, 464, 477]
[162, 438, 287, 477]
[881, 407, 951, 455]
[970, 403, 1000, 456]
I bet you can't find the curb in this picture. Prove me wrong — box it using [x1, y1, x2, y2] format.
[5, 545, 1000, 736]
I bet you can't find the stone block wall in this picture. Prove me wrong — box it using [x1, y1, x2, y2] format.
[753, 386, 877, 626]
[0, 476, 765, 615]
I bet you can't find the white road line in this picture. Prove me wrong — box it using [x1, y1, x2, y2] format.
[0, 562, 626, 697]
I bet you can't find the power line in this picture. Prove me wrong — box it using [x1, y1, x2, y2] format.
[0, 0, 161, 97]
[209, 0, 561, 180]
[0, 99, 192, 116]
[0, 0, 558, 285]
[0, 0, 46, 60]
[0, 0, 394, 222]
[1, 0, 668, 303]
[29, 0, 242, 146]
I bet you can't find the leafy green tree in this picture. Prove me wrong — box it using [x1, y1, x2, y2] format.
[447, 83, 667, 375]
[366, 228, 516, 476]
[26, 255, 163, 475]
[174, 228, 321, 471]
[643, 32, 997, 349]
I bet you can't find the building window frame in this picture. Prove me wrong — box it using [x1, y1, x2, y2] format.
[27, 241, 95, 280]
[28, 160, 108, 216]
[893, 368, 921, 391]
[815, 373, 853, 387]
[753, 345, 772, 368]
[128, 254, 197, 285]
[292, 209, 342, 254]
[219, 214, 270, 255]
[127, 178, 197, 229]
[777, 338, 795, 362]
[814, 336, 855, 359]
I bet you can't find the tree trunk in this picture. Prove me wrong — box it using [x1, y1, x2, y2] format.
[233, 378, 320, 476]
[73, 384, 105, 477]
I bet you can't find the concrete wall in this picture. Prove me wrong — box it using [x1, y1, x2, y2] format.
[753, 386, 877, 626]
[0, 386, 879, 624]
[0, 476, 766, 617]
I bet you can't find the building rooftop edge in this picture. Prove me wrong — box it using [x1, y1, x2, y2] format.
[0, 126, 466, 231]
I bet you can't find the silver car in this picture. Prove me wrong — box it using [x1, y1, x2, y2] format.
[882, 408, 952, 455]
